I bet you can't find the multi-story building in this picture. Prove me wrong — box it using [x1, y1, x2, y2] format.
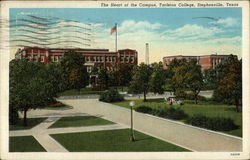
[15, 47, 138, 72]
[163, 54, 237, 70]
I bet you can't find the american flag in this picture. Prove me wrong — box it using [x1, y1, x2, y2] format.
[110, 25, 117, 34]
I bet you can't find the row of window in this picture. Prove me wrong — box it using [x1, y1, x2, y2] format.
[84, 56, 135, 63]
[85, 56, 116, 63]
[27, 55, 62, 63]
[86, 66, 116, 73]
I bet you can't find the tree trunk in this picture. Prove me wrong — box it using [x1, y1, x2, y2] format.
[235, 98, 240, 112]
[195, 94, 198, 104]
[143, 91, 147, 102]
[23, 109, 28, 126]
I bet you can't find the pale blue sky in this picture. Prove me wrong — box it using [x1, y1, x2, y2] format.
[10, 8, 242, 62]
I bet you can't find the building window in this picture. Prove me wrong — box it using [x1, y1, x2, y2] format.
[126, 56, 129, 63]
[113, 56, 116, 62]
[51, 56, 54, 62]
[40, 56, 44, 62]
[131, 57, 134, 63]
[87, 66, 92, 73]
[54, 56, 58, 62]
[93, 56, 96, 62]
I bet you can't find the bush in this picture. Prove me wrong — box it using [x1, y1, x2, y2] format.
[152, 107, 188, 120]
[99, 89, 124, 102]
[186, 114, 238, 131]
[135, 106, 153, 114]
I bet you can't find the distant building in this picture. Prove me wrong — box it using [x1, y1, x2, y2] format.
[15, 47, 138, 72]
[163, 54, 237, 70]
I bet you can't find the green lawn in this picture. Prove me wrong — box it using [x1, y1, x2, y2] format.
[112, 99, 242, 137]
[58, 88, 104, 96]
[10, 118, 47, 131]
[49, 116, 114, 128]
[9, 136, 46, 152]
[51, 129, 189, 152]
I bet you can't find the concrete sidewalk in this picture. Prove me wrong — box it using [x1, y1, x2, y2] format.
[60, 99, 242, 152]
[10, 115, 127, 152]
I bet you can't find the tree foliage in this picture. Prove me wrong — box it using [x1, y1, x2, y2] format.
[171, 59, 203, 104]
[203, 68, 218, 90]
[59, 51, 88, 91]
[185, 60, 203, 104]
[9, 59, 57, 125]
[129, 63, 152, 101]
[149, 62, 166, 94]
[213, 56, 242, 112]
[97, 66, 109, 90]
[116, 64, 134, 88]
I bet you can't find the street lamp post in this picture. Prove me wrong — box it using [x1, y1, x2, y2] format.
[129, 101, 135, 142]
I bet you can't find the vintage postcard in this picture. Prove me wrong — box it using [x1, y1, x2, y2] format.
[0, 0, 249, 160]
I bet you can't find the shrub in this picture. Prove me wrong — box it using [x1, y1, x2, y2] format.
[186, 114, 238, 131]
[135, 106, 153, 114]
[99, 89, 124, 102]
[153, 107, 188, 120]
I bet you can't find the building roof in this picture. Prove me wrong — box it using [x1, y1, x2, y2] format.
[163, 54, 236, 59]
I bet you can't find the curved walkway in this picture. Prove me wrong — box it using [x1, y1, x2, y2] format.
[59, 99, 242, 152]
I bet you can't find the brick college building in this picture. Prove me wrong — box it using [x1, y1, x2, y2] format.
[163, 54, 237, 70]
[15, 47, 138, 72]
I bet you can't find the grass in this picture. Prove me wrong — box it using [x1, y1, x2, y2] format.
[58, 88, 104, 96]
[9, 118, 46, 131]
[49, 116, 114, 128]
[110, 86, 129, 92]
[9, 136, 46, 152]
[51, 129, 189, 152]
[112, 98, 242, 137]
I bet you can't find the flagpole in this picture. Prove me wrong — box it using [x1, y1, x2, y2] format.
[115, 23, 117, 53]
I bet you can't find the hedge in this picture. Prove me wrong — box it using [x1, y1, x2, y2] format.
[99, 89, 124, 103]
[135, 106, 188, 120]
[186, 114, 238, 131]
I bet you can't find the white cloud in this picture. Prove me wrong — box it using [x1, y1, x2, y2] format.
[211, 17, 238, 27]
[162, 24, 221, 40]
[118, 20, 164, 33]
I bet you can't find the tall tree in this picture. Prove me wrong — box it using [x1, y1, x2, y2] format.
[185, 60, 203, 104]
[9, 59, 52, 126]
[98, 66, 109, 90]
[171, 59, 189, 97]
[116, 64, 134, 90]
[203, 68, 218, 90]
[129, 63, 152, 101]
[60, 51, 88, 91]
[166, 59, 187, 93]
[214, 57, 242, 112]
[171, 59, 203, 104]
[149, 62, 166, 94]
